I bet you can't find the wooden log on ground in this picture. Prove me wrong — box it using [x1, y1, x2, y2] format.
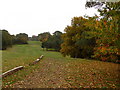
[29, 55, 44, 65]
[1, 66, 24, 78]
[39, 55, 44, 59]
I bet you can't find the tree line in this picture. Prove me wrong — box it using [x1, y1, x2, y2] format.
[39, 1, 120, 62]
[39, 31, 63, 51]
[40, 1, 119, 63]
[0, 30, 28, 50]
[60, 1, 120, 62]
[0, 29, 63, 51]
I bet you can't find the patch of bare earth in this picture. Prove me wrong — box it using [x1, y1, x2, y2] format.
[12, 58, 120, 88]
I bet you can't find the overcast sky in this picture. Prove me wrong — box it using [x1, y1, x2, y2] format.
[0, 0, 99, 37]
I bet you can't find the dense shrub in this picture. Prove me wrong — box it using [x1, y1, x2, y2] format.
[0, 30, 12, 50]
[60, 17, 96, 58]
[15, 33, 28, 44]
[60, 1, 120, 63]
[0, 30, 29, 50]
[85, 1, 120, 62]
[41, 31, 63, 51]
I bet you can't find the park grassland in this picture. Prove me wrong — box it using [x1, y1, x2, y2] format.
[2, 41, 42, 72]
[2, 41, 43, 87]
[2, 41, 69, 87]
[2, 41, 120, 88]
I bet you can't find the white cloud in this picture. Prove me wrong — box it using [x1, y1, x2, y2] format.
[0, 0, 99, 37]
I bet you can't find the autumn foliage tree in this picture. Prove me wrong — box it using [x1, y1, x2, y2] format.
[60, 1, 120, 63]
[60, 17, 96, 58]
[85, 1, 120, 62]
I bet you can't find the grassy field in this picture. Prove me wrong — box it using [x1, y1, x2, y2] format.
[2, 41, 120, 88]
[2, 41, 43, 87]
[2, 41, 42, 72]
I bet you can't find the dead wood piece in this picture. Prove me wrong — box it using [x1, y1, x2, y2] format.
[29, 55, 44, 65]
[1, 66, 24, 78]
[39, 55, 44, 59]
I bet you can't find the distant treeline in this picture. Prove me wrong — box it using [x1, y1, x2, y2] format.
[0, 29, 63, 51]
[28, 31, 63, 51]
[0, 30, 28, 50]
[39, 31, 63, 51]
[29, 35, 39, 41]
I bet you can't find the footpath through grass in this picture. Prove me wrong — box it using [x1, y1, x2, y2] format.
[2, 41, 120, 88]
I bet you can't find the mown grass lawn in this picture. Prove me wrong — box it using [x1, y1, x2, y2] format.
[2, 41, 42, 72]
[2, 41, 120, 88]
[2, 41, 43, 87]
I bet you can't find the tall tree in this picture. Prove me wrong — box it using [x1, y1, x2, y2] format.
[85, 1, 120, 62]
[0, 30, 12, 50]
[60, 17, 96, 58]
[38, 32, 51, 42]
[41, 31, 63, 51]
[15, 33, 28, 44]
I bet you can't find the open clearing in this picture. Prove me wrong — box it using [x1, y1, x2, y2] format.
[2, 41, 120, 88]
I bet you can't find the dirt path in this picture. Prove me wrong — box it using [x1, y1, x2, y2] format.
[12, 58, 70, 88]
[12, 58, 120, 88]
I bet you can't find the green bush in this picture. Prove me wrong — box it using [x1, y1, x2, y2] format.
[0, 30, 12, 50]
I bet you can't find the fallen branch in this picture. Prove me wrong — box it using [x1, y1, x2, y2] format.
[39, 55, 44, 59]
[1, 66, 24, 78]
[1, 55, 44, 78]
[29, 55, 44, 65]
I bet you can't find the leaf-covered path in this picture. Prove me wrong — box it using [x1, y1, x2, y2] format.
[12, 57, 120, 88]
